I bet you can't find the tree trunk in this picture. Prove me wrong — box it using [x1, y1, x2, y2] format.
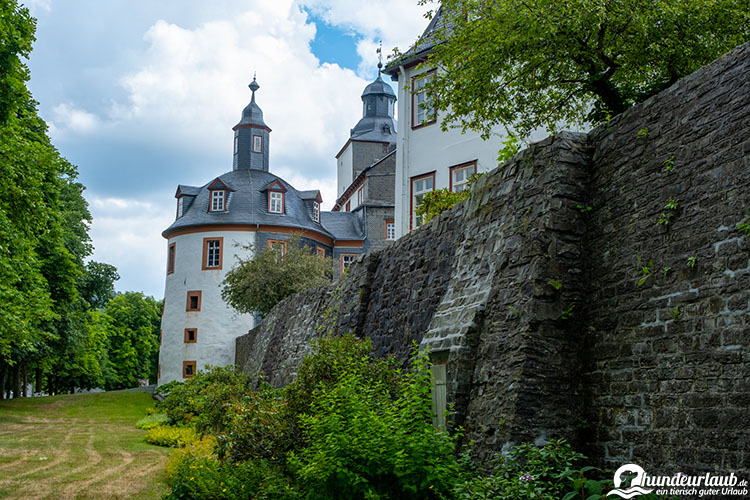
[12, 364, 21, 399]
[22, 364, 27, 397]
[0, 362, 6, 401]
[35, 368, 43, 396]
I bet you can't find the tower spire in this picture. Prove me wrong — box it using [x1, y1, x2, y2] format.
[249, 73, 260, 102]
[376, 41, 383, 72]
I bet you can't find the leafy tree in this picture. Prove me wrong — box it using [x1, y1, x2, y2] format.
[78, 261, 120, 310]
[102, 292, 161, 389]
[222, 236, 334, 316]
[415, 0, 750, 139]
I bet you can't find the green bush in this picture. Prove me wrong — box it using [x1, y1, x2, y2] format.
[452, 439, 672, 500]
[165, 436, 295, 500]
[136, 412, 170, 430]
[219, 384, 294, 463]
[288, 347, 459, 500]
[156, 365, 254, 434]
[145, 425, 200, 448]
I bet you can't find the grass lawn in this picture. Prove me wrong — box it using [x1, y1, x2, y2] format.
[0, 390, 172, 500]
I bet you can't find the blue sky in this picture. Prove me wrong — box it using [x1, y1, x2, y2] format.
[23, 0, 428, 298]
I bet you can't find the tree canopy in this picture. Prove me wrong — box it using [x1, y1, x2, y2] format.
[0, 0, 159, 396]
[222, 236, 334, 316]
[415, 0, 750, 140]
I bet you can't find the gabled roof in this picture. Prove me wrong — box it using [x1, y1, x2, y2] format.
[299, 190, 323, 203]
[207, 178, 234, 191]
[175, 185, 200, 197]
[260, 179, 287, 192]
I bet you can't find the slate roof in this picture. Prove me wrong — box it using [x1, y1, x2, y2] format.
[235, 77, 269, 129]
[383, 6, 450, 73]
[321, 211, 365, 241]
[176, 185, 201, 197]
[163, 169, 363, 242]
[362, 73, 396, 98]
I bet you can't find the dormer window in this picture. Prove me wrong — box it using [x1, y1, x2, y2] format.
[252, 135, 263, 152]
[177, 197, 184, 218]
[211, 190, 226, 211]
[269, 191, 283, 213]
[312, 201, 320, 223]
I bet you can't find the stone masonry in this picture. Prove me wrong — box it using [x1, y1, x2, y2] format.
[236, 42, 750, 478]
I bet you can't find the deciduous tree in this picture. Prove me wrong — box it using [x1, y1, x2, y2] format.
[222, 236, 334, 316]
[416, 0, 750, 140]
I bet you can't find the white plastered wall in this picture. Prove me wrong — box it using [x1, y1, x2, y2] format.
[393, 64, 505, 238]
[336, 144, 354, 198]
[158, 230, 256, 385]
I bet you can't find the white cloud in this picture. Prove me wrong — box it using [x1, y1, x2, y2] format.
[87, 194, 175, 298]
[51, 103, 101, 134]
[41, 0, 432, 295]
[107, 2, 371, 181]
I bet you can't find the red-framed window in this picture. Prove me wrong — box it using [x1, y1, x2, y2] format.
[411, 70, 437, 129]
[202, 237, 223, 270]
[184, 328, 197, 343]
[183, 361, 196, 378]
[186, 290, 202, 311]
[410, 171, 436, 230]
[450, 161, 478, 192]
[267, 239, 288, 256]
[167, 242, 176, 274]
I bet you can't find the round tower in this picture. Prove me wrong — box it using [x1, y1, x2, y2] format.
[158, 77, 340, 385]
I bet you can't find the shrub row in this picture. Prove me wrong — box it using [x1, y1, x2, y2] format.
[146, 335, 668, 500]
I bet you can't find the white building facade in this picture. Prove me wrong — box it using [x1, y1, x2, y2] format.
[160, 230, 256, 384]
[383, 8, 506, 238]
[158, 77, 373, 385]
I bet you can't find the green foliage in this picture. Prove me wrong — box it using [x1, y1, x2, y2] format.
[156, 366, 254, 435]
[666, 306, 681, 321]
[737, 217, 750, 237]
[560, 304, 576, 321]
[220, 384, 293, 463]
[687, 256, 697, 268]
[637, 258, 655, 286]
[165, 437, 296, 500]
[418, 0, 750, 140]
[288, 347, 459, 500]
[222, 235, 334, 316]
[455, 439, 589, 500]
[497, 134, 520, 164]
[663, 155, 676, 173]
[576, 204, 593, 213]
[136, 412, 170, 430]
[77, 261, 120, 310]
[547, 280, 563, 291]
[658, 198, 679, 226]
[145, 425, 200, 448]
[416, 188, 469, 225]
[416, 173, 484, 225]
[102, 292, 161, 390]
[637, 127, 650, 137]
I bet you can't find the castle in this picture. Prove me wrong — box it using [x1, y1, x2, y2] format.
[157, 73, 399, 385]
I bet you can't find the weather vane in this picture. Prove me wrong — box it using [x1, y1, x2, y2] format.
[377, 40, 383, 70]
